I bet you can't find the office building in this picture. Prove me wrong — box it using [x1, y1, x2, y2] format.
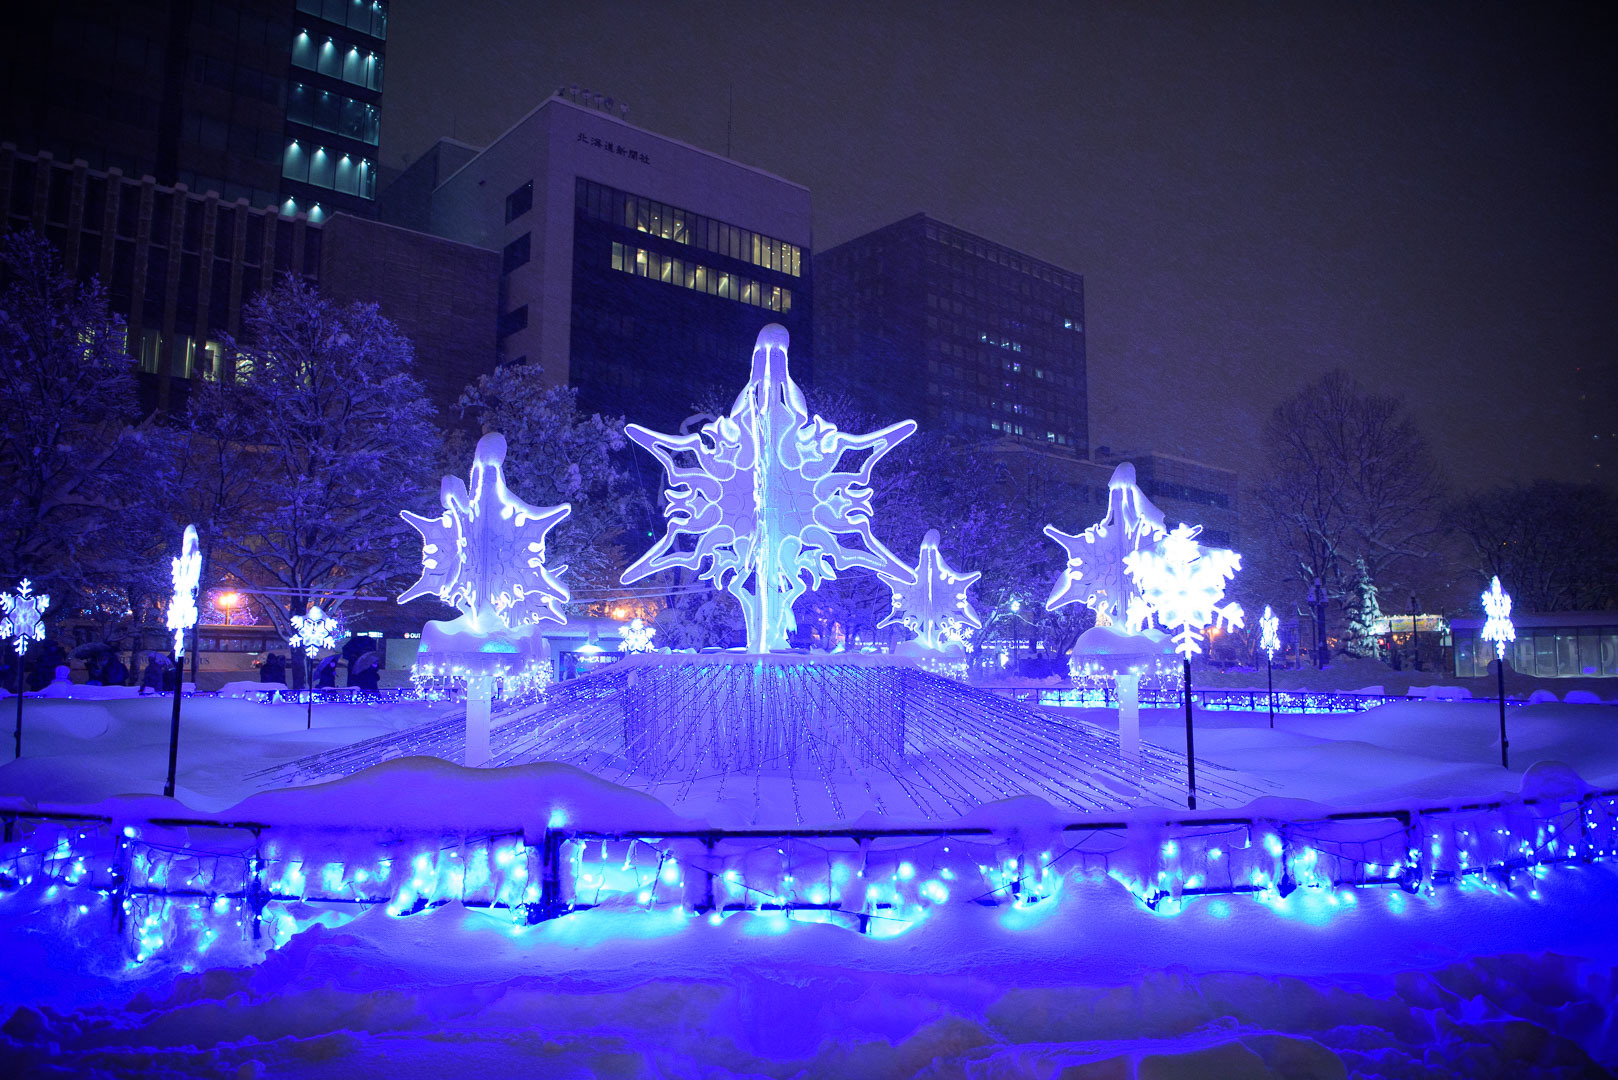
[2, 0, 387, 221]
[0, 142, 496, 415]
[385, 89, 813, 432]
[817, 213, 1087, 453]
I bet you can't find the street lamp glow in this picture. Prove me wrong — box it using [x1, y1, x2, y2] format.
[1480, 576, 1515, 660]
[167, 526, 201, 658]
[1260, 605, 1280, 662]
[0, 579, 49, 655]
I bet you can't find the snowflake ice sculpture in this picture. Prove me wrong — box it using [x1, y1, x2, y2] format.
[400, 432, 571, 631]
[288, 604, 342, 652]
[620, 617, 656, 653]
[1044, 463, 1167, 631]
[622, 324, 917, 653]
[167, 525, 201, 657]
[1, 579, 49, 654]
[879, 528, 982, 652]
[1480, 576, 1515, 660]
[1260, 605, 1281, 661]
[1124, 523, 1244, 658]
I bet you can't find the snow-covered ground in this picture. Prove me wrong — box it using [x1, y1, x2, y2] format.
[3, 686, 1617, 1077]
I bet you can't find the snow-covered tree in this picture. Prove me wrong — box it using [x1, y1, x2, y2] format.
[1342, 555, 1384, 658]
[1258, 370, 1445, 648]
[1450, 481, 1618, 612]
[0, 230, 144, 594]
[203, 278, 441, 646]
[454, 362, 648, 606]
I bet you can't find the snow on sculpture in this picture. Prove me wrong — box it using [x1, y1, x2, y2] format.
[1480, 576, 1515, 659]
[620, 617, 656, 653]
[622, 324, 916, 653]
[1260, 605, 1281, 662]
[167, 525, 201, 657]
[1125, 523, 1244, 658]
[880, 528, 981, 652]
[1, 579, 49, 655]
[1044, 463, 1166, 633]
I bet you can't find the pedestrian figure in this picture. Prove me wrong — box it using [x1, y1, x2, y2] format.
[350, 647, 381, 694]
[313, 653, 340, 688]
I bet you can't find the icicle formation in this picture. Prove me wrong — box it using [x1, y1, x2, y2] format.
[1044, 463, 1166, 632]
[167, 525, 201, 657]
[879, 528, 982, 652]
[399, 433, 570, 691]
[622, 324, 917, 653]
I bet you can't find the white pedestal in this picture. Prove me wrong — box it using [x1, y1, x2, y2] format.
[465, 674, 492, 767]
[1117, 672, 1141, 789]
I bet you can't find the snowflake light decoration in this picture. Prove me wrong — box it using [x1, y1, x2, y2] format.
[400, 432, 571, 632]
[289, 604, 342, 653]
[622, 324, 917, 653]
[167, 525, 201, 657]
[1480, 576, 1515, 660]
[1260, 605, 1280, 662]
[880, 528, 982, 652]
[620, 617, 656, 653]
[1044, 463, 1167, 631]
[1, 579, 49, 654]
[1124, 523, 1244, 658]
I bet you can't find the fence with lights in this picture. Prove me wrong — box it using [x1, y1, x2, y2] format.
[2, 785, 1614, 965]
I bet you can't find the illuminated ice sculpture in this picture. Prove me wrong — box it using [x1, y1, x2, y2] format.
[622, 324, 916, 653]
[400, 432, 570, 765]
[1045, 464, 1177, 777]
[880, 528, 982, 654]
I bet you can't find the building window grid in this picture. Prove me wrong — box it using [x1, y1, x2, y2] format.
[611, 241, 791, 313]
[578, 178, 800, 279]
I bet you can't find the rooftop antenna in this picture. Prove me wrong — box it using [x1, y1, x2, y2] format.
[725, 82, 734, 157]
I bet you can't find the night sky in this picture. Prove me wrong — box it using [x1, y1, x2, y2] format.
[384, 1, 1616, 495]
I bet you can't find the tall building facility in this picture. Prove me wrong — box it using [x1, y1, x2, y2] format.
[0, 143, 495, 414]
[0, 2, 500, 415]
[2, 0, 387, 221]
[384, 89, 813, 432]
[816, 214, 1088, 454]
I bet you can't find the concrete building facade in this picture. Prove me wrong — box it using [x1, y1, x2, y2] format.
[387, 91, 813, 431]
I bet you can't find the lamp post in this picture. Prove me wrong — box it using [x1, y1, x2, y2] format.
[164, 526, 201, 798]
[1123, 524, 1243, 811]
[1408, 591, 1420, 671]
[1306, 576, 1327, 669]
[288, 604, 341, 730]
[1480, 576, 1515, 770]
[1, 579, 50, 759]
[1260, 605, 1280, 729]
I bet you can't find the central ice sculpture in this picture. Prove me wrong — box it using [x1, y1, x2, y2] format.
[399, 432, 571, 764]
[622, 324, 917, 652]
